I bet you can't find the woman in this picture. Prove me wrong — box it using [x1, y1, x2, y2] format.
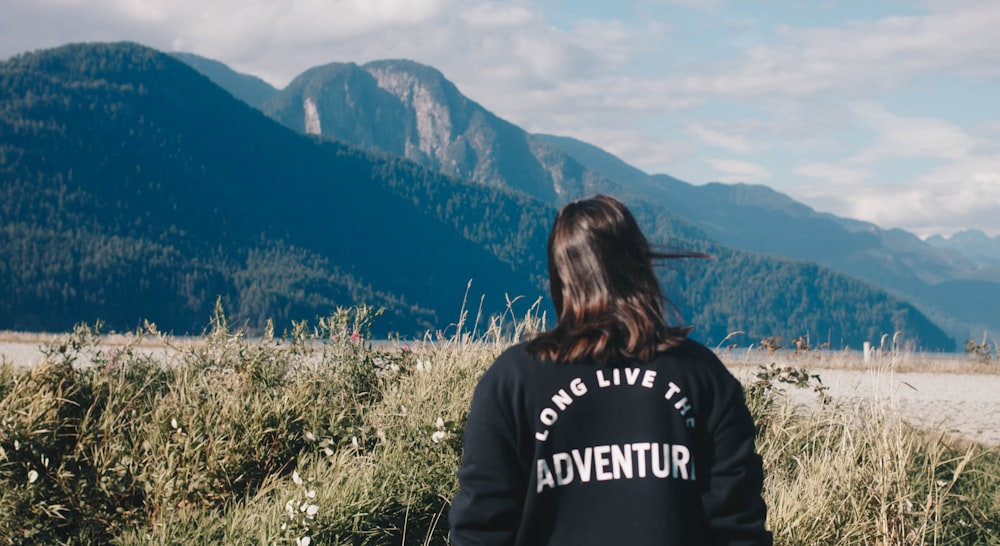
[450, 195, 771, 545]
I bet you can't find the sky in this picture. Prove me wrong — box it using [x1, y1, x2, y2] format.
[2, 0, 999, 238]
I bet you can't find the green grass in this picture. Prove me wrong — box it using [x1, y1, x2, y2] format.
[1, 305, 998, 545]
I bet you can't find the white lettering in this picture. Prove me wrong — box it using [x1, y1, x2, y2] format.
[611, 444, 633, 479]
[535, 430, 549, 442]
[553, 452, 574, 485]
[625, 368, 641, 385]
[664, 381, 682, 400]
[570, 377, 587, 396]
[594, 445, 613, 481]
[551, 389, 573, 411]
[596, 370, 611, 387]
[674, 397, 692, 416]
[671, 445, 691, 480]
[651, 443, 670, 478]
[572, 448, 593, 482]
[631, 442, 650, 477]
[642, 370, 657, 388]
[534, 442, 695, 493]
[537, 459, 556, 492]
[540, 408, 558, 426]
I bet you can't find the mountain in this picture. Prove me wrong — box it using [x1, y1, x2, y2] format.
[258, 59, 603, 205]
[170, 52, 277, 107]
[211, 53, 951, 349]
[0, 43, 955, 349]
[536, 134, 1000, 344]
[926, 229, 1000, 268]
[0, 42, 550, 335]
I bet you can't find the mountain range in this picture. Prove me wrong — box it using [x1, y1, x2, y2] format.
[0, 42, 962, 349]
[195, 52, 996, 348]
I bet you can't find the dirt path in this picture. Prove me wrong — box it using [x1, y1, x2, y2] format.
[771, 368, 1000, 447]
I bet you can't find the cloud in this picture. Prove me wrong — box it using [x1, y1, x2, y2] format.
[672, 1, 1000, 100]
[794, 163, 871, 186]
[706, 158, 771, 183]
[688, 122, 760, 153]
[846, 102, 980, 163]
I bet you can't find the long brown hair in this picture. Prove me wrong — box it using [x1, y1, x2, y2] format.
[526, 195, 707, 365]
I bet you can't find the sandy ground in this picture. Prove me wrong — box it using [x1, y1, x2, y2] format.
[3, 340, 998, 447]
[736, 367, 1000, 448]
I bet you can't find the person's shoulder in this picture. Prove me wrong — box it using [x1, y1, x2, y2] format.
[480, 340, 545, 382]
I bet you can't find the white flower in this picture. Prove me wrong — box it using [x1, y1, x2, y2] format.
[306, 489, 316, 499]
[431, 430, 446, 444]
[14, 440, 20, 450]
[323, 447, 334, 457]
[435, 417, 445, 429]
[170, 418, 179, 430]
[376, 429, 386, 442]
[27, 470, 39, 484]
[304, 431, 316, 442]
[351, 436, 359, 449]
[292, 470, 303, 486]
[305, 504, 319, 517]
[285, 499, 296, 516]
[296, 537, 311, 546]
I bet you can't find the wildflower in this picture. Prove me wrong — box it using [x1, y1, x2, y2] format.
[306, 489, 316, 499]
[14, 440, 20, 450]
[350, 332, 361, 342]
[431, 430, 446, 444]
[296, 537, 311, 546]
[170, 418, 179, 430]
[435, 417, 445, 429]
[27, 470, 39, 484]
[292, 470, 303, 486]
[376, 429, 386, 442]
[351, 436, 359, 449]
[285, 499, 296, 516]
[304, 431, 316, 442]
[305, 504, 319, 517]
[323, 447, 334, 457]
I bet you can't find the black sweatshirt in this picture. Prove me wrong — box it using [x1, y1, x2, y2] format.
[450, 339, 772, 546]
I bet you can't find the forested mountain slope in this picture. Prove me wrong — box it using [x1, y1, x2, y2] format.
[539, 134, 999, 344]
[0, 43, 955, 349]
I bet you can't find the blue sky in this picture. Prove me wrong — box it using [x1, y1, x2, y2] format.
[2, 0, 998, 237]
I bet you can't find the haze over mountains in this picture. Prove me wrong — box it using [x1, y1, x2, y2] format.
[0, 42, 976, 349]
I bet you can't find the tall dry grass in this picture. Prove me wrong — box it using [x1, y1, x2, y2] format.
[0, 303, 997, 545]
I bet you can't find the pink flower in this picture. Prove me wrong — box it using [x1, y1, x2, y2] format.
[350, 332, 361, 342]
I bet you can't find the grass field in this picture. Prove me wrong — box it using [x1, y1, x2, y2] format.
[1, 305, 998, 545]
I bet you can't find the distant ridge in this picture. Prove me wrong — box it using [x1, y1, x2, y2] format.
[170, 52, 278, 107]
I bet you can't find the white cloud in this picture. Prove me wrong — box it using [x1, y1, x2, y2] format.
[707, 158, 771, 183]
[846, 102, 979, 164]
[688, 122, 759, 153]
[673, 1, 1000, 100]
[794, 163, 871, 186]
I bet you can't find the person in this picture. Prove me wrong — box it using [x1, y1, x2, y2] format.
[449, 194, 772, 545]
